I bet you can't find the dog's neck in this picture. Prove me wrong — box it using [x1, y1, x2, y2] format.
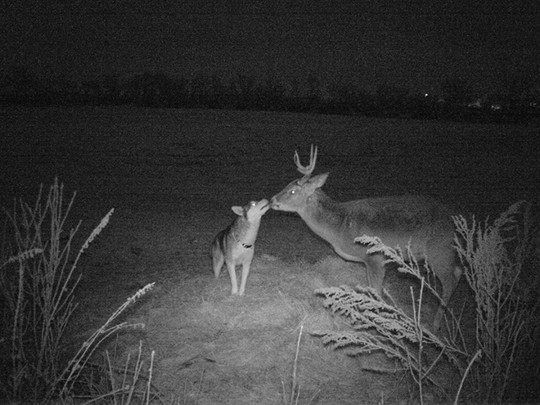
[232, 216, 261, 248]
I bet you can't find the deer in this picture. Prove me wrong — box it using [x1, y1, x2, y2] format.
[270, 145, 461, 330]
[212, 199, 270, 296]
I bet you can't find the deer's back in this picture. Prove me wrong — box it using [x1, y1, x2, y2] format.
[333, 195, 455, 258]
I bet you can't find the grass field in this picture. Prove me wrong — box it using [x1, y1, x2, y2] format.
[1, 106, 538, 403]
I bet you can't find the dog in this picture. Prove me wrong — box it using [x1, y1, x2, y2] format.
[211, 199, 269, 295]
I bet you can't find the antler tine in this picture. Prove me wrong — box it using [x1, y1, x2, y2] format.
[294, 145, 318, 178]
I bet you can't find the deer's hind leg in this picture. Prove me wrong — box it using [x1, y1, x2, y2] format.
[428, 243, 463, 330]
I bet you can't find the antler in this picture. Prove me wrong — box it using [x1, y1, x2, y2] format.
[294, 145, 317, 183]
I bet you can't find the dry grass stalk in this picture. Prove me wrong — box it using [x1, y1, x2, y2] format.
[1, 248, 43, 267]
[290, 324, 302, 405]
[454, 349, 482, 405]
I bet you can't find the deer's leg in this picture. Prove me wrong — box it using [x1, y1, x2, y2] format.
[365, 253, 386, 296]
[429, 246, 462, 330]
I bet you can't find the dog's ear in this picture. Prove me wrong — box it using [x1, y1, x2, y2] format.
[231, 206, 244, 216]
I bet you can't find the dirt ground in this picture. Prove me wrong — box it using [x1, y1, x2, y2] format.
[1, 106, 538, 404]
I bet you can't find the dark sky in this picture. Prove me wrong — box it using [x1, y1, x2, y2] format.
[2, 0, 539, 93]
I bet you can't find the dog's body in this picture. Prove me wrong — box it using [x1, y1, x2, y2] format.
[212, 199, 269, 295]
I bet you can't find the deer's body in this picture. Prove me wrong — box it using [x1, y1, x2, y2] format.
[212, 199, 269, 296]
[271, 146, 461, 329]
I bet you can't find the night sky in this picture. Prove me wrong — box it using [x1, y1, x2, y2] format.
[2, 0, 539, 94]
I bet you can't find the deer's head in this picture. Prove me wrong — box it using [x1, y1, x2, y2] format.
[270, 145, 329, 213]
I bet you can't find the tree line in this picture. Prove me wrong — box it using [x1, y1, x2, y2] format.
[1, 68, 538, 123]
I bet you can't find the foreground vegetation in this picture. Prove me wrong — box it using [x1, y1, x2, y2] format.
[1, 180, 538, 403]
[316, 201, 539, 403]
[0, 180, 155, 403]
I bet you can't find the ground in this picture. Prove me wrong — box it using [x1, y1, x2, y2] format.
[1, 106, 538, 404]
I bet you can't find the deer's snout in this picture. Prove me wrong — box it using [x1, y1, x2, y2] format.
[270, 196, 280, 209]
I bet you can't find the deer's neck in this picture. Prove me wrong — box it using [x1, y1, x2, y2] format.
[299, 190, 348, 238]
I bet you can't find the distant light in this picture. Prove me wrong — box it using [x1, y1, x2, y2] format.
[424, 93, 429, 97]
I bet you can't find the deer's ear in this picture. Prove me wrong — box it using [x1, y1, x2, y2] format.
[309, 173, 329, 188]
[231, 206, 244, 216]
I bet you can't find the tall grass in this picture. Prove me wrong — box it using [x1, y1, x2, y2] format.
[1, 179, 90, 400]
[0, 179, 155, 403]
[453, 201, 539, 402]
[315, 201, 539, 403]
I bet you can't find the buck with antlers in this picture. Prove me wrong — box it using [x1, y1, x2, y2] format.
[270, 145, 461, 330]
